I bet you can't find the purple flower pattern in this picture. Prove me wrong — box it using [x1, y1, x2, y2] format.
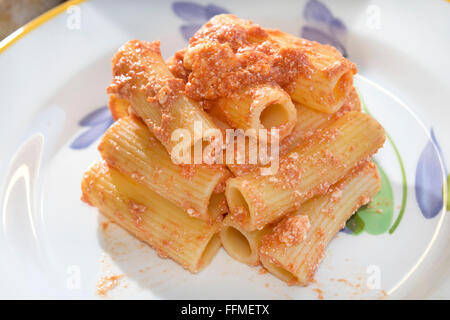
[172, 2, 229, 41]
[301, 0, 348, 57]
[415, 129, 448, 218]
[70, 106, 113, 149]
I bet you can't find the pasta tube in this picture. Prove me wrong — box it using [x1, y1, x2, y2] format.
[220, 215, 272, 266]
[225, 111, 385, 230]
[207, 104, 232, 131]
[81, 161, 222, 273]
[166, 48, 189, 82]
[181, 15, 309, 103]
[108, 94, 129, 121]
[216, 84, 297, 140]
[98, 116, 230, 221]
[183, 14, 268, 71]
[281, 86, 361, 154]
[225, 86, 362, 177]
[206, 105, 279, 177]
[259, 162, 380, 285]
[268, 29, 357, 114]
[107, 40, 217, 158]
[208, 192, 228, 217]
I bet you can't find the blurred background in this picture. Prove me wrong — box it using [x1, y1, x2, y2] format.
[0, 0, 65, 40]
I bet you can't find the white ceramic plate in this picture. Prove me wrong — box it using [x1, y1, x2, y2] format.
[1, 0, 449, 299]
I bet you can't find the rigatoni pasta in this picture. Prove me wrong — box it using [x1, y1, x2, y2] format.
[216, 84, 297, 140]
[222, 86, 362, 177]
[108, 94, 129, 121]
[182, 14, 268, 72]
[281, 86, 361, 154]
[81, 161, 222, 273]
[181, 15, 310, 103]
[267, 29, 357, 114]
[81, 13, 386, 285]
[259, 162, 380, 285]
[221, 215, 272, 266]
[226, 111, 385, 231]
[208, 192, 229, 217]
[98, 116, 230, 221]
[107, 40, 218, 159]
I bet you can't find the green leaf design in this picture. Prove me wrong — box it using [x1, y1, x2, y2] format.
[356, 162, 394, 235]
[357, 88, 407, 234]
[386, 132, 407, 234]
[346, 213, 365, 235]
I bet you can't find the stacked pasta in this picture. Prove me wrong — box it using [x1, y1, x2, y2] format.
[81, 15, 385, 285]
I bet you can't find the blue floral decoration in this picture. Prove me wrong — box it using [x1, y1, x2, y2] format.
[70, 106, 113, 150]
[172, 2, 229, 41]
[301, 0, 348, 57]
[415, 129, 448, 218]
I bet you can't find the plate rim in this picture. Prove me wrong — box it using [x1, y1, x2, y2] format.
[0, 0, 86, 55]
[0, 0, 448, 299]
